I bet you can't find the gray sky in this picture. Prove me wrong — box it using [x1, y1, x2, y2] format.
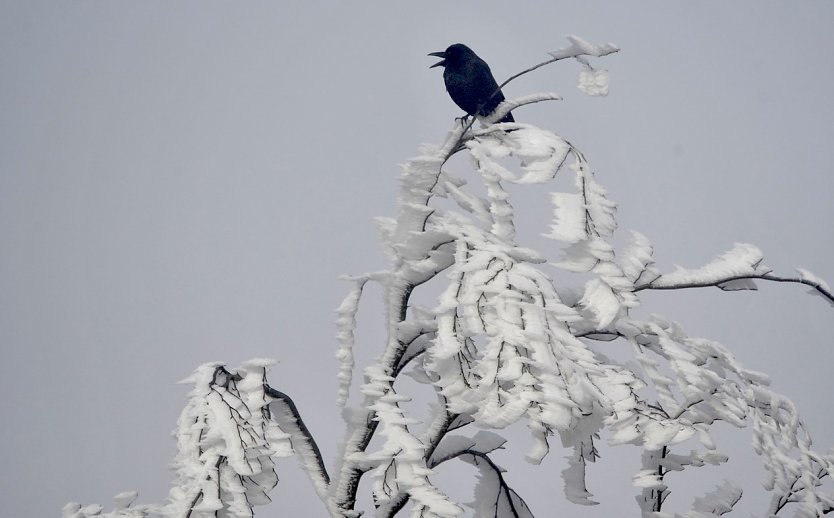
[2, 2, 833, 516]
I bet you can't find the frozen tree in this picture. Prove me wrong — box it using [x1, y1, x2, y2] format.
[69, 37, 834, 518]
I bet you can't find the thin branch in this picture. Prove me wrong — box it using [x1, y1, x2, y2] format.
[497, 56, 564, 92]
[773, 467, 832, 515]
[499, 44, 616, 93]
[489, 43, 618, 113]
[761, 273, 834, 304]
[634, 272, 834, 306]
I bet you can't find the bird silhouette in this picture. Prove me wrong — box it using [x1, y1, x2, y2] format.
[429, 43, 514, 124]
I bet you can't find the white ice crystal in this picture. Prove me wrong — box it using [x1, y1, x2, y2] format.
[577, 68, 610, 97]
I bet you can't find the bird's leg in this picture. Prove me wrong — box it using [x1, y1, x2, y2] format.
[455, 114, 471, 127]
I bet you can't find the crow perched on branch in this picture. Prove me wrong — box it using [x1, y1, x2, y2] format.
[429, 43, 515, 124]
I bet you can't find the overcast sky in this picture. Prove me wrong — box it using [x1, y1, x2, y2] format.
[2, 2, 833, 517]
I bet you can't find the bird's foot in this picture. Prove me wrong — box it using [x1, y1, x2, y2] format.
[455, 114, 471, 127]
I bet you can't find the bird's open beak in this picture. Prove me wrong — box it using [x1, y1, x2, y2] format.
[428, 51, 446, 68]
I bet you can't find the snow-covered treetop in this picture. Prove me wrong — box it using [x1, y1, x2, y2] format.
[68, 36, 834, 518]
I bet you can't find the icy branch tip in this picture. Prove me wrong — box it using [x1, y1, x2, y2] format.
[241, 358, 278, 369]
[549, 35, 620, 60]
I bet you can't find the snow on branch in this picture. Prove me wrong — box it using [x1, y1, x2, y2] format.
[615, 315, 834, 516]
[63, 492, 151, 518]
[496, 35, 619, 96]
[634, 244, 834, 305]
[165, 361, 292, 518]
[639, 243, 769, 290]
[360, 371, 462, 518]
[486, 93, 563, 126]
[335, 275, 370, 406]
[548, 36, 618, 98]
[548, 35, 620, 60]
[767, 269, 834, 306]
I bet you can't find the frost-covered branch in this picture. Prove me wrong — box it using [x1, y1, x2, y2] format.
[265, 387, 331, 499]
[772, 467, 833, 515]
[336, 82, 832, 514]
[62, 492, 152, 518]
[375, 409, 461, 518]
[164, 361, 293, 518]
[497, 35, 619, 95]
[429, 439, 534, 518]
[761, 271, 834, 305]
[633, 247, 834, 306]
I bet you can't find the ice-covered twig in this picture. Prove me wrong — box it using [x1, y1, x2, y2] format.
[547, 35, 620, 61]
[771, 466, 832, 515]
[497, 35, 619, 93]
[762, 271, 834, 306]
[335, 276, 370, 406]
[626, 243, 834, 306]
[62, 492, 154, 518]
[375, 409, 460, 518]
[486, 93, 563, 125]
[636, 269, 834, 306]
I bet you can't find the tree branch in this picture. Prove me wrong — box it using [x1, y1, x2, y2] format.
[330, 279, 415, 515]
[376, 410, 459, 518]
[265, 387, 331, 495]
[634, 271, 834, 306]
[773, 467, 832, 515]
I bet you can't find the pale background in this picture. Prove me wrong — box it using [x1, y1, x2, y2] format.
[2, 2, 833, 516]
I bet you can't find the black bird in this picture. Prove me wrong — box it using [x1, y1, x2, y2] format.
[429, 43, 514, 124]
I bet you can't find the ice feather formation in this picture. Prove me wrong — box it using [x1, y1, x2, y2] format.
[165, 361, 292, 518]
[546, 35, 617, 97]
[548, 35, 620, 60]
[644, 243, 769, 289]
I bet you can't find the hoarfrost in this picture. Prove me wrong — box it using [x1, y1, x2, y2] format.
[548, 35, 620, 60]
[648, 243, 769, 289]
[576, 67, 610, 97]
